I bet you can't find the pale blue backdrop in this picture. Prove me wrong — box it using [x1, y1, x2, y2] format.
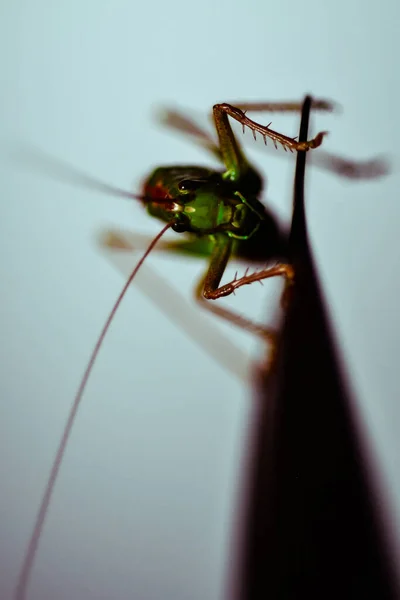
[1, 1, 399, 599]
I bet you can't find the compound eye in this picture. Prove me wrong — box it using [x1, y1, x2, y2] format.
[178, 179, 203, 193]
[172, 214, 190, 233]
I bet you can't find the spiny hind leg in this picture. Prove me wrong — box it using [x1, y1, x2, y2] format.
[159, 99, 333, 145]
[158, 99, 333, 174]
[195, 271, 280, 343]
[197, 234, 295, 372]
[159, 102, 387, 181]
[204, 262, 295, 303]
[213, 103, 329, 153]
[228, 103, 389, 181]
[195, 274, 280, 373]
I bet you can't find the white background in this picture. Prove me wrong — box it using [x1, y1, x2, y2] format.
[1, 1, 399, 599]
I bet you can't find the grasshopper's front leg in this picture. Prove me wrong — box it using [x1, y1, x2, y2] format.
[213, 103, 328, 180]
[205, 257, 295, 302]
[195, 233, 292, 357]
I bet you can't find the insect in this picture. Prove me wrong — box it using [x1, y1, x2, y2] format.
[15, 99, 332, 600]
[139, 102, 329, 344]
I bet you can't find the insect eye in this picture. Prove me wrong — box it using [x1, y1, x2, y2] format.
[178, 179, 203, 193]
[172, 214, 190, 233]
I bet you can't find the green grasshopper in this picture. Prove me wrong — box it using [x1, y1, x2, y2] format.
[144, 102, 329, 325]
[15, 98, 332, 600]
[106, 101, 330, 350]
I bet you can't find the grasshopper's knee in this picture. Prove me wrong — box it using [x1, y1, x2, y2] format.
[203, 288, 216, 300]
[194, 284, 214, 303]
[281, 264, 295, 283]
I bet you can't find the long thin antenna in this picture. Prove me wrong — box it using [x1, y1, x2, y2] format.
[14, 222, 172, 600]
[14, 146, 176, 206]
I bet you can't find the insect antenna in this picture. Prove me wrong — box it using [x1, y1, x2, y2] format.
[14, 146, 174, 206]
[14, 221, 172, 600]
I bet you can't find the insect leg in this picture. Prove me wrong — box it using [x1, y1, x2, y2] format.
[159, 103, 388, 181]
[159, 100, 334, 179]
[213, 103, 328, 157]
[195, 233, 280, 345]
[204, 259, 295, 303]
[195, 274, 278, 343]
[212, 104, 251, 181]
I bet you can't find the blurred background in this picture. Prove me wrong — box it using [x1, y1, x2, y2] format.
[1, 1, 399, 598]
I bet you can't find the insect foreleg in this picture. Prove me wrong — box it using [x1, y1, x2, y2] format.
[213, 103, 328, 159]
[205, 261, 294, 302]
[194, 233, 288, 348]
